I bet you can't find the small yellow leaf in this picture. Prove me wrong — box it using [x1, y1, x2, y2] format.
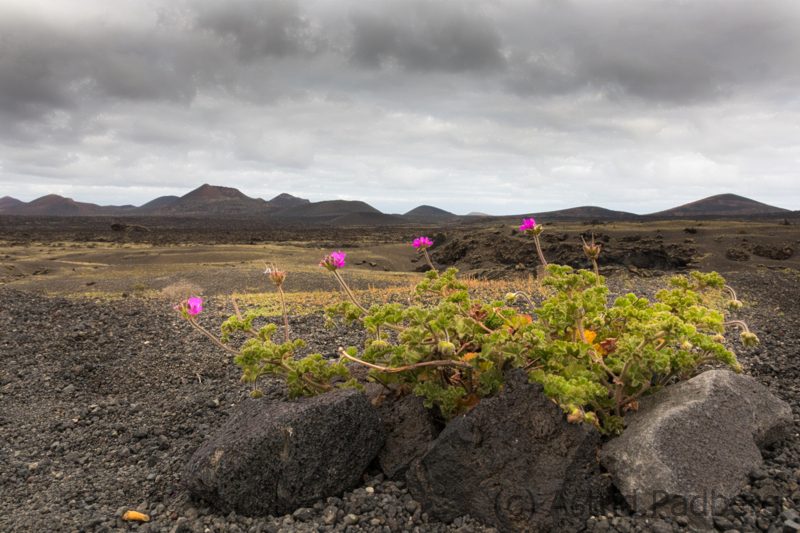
[583, 330, 597, 344]
[122, 511, 150, 522]
[461, 352, 479, 362]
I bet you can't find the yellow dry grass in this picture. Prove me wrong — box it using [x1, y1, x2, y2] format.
[232, 273, 544, 317]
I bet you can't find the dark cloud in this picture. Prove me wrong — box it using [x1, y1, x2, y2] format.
[349, 1, 505, 72]
[502, 1, 800, 102]
[192, 0, 323, 61]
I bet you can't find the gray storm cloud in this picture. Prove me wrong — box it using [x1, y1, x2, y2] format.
[0, 0, 798, 213]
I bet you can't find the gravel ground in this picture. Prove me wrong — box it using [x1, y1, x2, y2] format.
[1, 269, 799, 532]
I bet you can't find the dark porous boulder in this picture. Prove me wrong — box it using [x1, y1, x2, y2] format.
[183, 389, 384, 516]
[752, 244, 794, 260]
[406, 370, 611, 532]
[726, 247, 750, 261]
[376, 394, 440, 480]
[600, 369, 792, 527]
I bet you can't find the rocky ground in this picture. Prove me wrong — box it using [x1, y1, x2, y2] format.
[1, 268, 799, 532]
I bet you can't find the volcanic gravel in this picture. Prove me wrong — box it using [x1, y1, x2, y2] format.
[1, 269, 799, 532]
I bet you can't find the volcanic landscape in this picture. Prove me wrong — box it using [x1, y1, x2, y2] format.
[1, 186, 799, 532]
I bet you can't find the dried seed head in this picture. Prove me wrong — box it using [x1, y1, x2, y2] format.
[264, 263, 287, 287]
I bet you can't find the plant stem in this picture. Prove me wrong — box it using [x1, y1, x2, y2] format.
[277, 285, 290, 343]
[330, 270, 406, 333]
[332, 270, 368, 313]
[423, 249, 438, 274]
[187, 316, 239, 355]
[532, 234, 548, 268]
[338, 347, 472, 373]
[511, 291, 536, 310]
[724, 319, 751, 333]
[724, 284, 738, 301]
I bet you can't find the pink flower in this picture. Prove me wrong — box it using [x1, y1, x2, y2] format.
[320, 251, 347, 271]
[186, 297, 203, 316]
[330, 251, 346, 268]
[412, 236, 433, 249]
[519, 218, 537, 232]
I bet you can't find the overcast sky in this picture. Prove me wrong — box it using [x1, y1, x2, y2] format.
[1, 0, 799, 215]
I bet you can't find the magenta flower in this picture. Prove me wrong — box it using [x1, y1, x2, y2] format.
[412, 236, 433, 249]
[320, 251, 347, 271]
[186, 297, 203, 316]
[331, 251, 346, 268]
[519, 218, 537, 232]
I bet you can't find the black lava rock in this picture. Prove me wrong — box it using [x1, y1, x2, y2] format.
[407, 370, 611, 532]
[184, 389, 385, 516]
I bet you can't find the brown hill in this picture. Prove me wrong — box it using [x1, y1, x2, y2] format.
[0, 196, 24, 212]
[4, 195, 134, 216]
[403, 205, 455, 219]
[151, 184, 272, 217]
[496, 206, 638, 223]
[268, 193, 310, 209]
[648, 193, 788, 218]
[536, 206, 636, 221]
[273, 200, 381, 222]
[136, 195, 180, 213]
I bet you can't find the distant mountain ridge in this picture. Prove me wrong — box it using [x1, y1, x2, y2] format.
[404, 205, 455, 219]
[150, 184, 271, 217]
[269, 193, 310, 209]
[648, 193, 789, 218]
[0, 196, 24, 212]
[273, 199, 380, 221]
[1, 186, 791, 224]
[3, 194, 134, 216]
[525, 205, 637, 221]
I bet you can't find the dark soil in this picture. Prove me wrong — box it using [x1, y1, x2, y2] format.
[0, 290, 495, 532]
[0, 215, 428, 247]
[2, 268, 799, 532]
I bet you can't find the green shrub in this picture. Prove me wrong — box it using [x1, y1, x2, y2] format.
[175, 230, 755, 435]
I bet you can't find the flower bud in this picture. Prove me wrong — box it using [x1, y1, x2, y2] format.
[369, 339, 390, 351]
[740, 331, 759, 347]
[581, 235, 602, 260]
[728, 299, 744, 311]
[437, 340, 456, 357]
[250, 389, 264, 399]
[680, 340, 693, 351]
[504, 292, 517, 303]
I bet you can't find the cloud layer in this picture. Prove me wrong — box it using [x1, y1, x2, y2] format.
[1, 0, 799, 213]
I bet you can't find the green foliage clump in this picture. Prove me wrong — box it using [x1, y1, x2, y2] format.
[177, 237, 755, 437]
[527, 265, 739, 433]
[334, 268, 520, 418]
[328, 265, 745, 434]
[221, 310, 360, 398]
